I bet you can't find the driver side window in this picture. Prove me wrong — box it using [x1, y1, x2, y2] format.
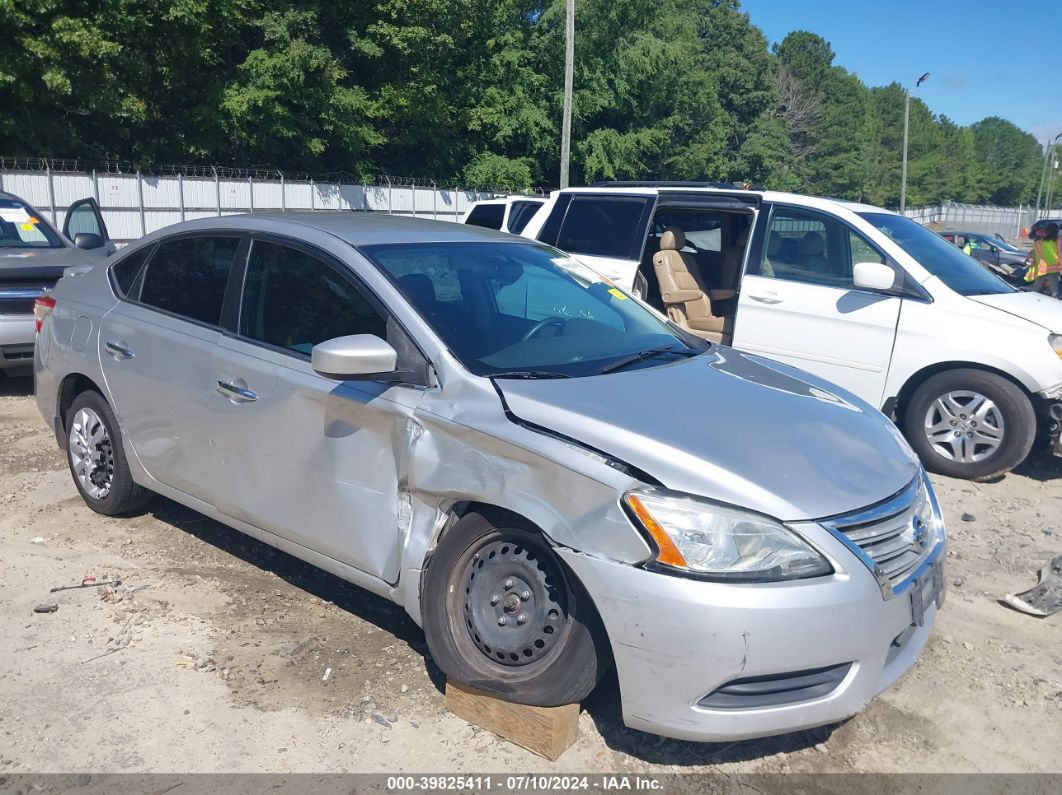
[759, 207, 884, 289]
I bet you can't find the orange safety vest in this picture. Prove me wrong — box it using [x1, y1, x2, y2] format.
[1034, 239, 1062, 278]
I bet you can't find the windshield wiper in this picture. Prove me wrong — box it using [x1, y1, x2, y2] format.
[598, 345, 696, 374]
[488, 370, 572, 379]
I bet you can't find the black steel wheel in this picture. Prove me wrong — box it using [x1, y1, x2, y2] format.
[421, 511, 609, 707]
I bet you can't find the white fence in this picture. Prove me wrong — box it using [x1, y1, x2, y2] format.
[0, 160, 511, 243]
[903, 202, 1036, 241]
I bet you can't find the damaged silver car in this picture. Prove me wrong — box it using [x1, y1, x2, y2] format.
[34, 214, 946, 741]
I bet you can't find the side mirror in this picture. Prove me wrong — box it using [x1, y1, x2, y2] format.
[311, 334, 397, 380]
[852, 261, 897, 291]
[73, 232, 105, 250]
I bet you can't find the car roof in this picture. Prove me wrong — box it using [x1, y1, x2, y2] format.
[552, 185, 894, 216]
[140, 211, 525, 247]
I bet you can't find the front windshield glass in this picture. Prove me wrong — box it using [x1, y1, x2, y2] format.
[0, 199, 62, 249]
[990, 236, 1021, 253]
[361, 241, 700, 377]
[858, 212, 1013, 296]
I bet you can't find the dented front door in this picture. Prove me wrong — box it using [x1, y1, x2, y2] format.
[209, 336, 423, 583]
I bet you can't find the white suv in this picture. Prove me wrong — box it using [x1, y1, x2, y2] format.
[521, 182, 1062, 480]
[462, 196, 546, 234]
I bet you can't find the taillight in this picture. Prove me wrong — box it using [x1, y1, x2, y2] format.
[34, 295, 56, 334]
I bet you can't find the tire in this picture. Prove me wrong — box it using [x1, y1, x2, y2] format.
[902, 369, 1036, 480]
[421, 511, 609, 707]
[65, 390, 154, 515]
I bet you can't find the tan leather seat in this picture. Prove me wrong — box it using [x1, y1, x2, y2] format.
[652, 227, 726, 342]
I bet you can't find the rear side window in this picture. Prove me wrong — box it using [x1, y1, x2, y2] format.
[506, 201, 542, 234]
[111, 247, 152, 298]
[239, 240, 387, 355]
[139, 235, 240, 325]
[555, 196, 650, 259]
[465, 204, 505, 230]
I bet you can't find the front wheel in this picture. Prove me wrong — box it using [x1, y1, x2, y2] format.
[421, 511, 608, 707]
[902, 369, 1036, 480]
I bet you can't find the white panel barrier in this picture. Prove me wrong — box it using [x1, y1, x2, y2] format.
[0, 167, 504, 243]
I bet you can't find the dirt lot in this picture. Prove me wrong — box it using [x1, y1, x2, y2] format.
[0, 374, 1060, 775]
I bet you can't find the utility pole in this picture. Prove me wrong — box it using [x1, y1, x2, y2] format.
[560, 0, 574, 189]
[1045, 149, 1060, 220]
[899, 72, 929, 214]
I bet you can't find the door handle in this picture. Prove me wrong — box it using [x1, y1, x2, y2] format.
[105, 341, 135, 359]
[216, 380, 258, 402]
[748, 293, 783, 305]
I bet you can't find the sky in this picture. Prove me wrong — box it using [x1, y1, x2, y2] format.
[739, 0, 1062, 144]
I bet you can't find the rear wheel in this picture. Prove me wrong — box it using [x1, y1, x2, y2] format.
[421, 511, 608, 706]
[66, 390, 153, 515]
[903, 369, 1036, 480]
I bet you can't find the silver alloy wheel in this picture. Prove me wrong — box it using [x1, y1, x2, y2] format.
[923, 389, 1005, 463]
[68, 407, 115, 500]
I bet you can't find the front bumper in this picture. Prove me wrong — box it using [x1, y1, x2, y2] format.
[557, 538, 943, 742]
[0, 315, 36, 371]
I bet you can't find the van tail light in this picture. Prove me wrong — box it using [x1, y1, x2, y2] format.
[34, 295, 56, 334]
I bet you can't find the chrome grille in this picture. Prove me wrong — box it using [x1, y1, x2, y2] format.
[0, 297, 35, 316]
[0, 281, 53, 316]
[822, 477, 934, 598]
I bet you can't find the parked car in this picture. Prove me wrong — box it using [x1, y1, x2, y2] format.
[520, 183, 1062, 480]
[1, 191, 113, 374]
[35, 213, 945, 742]
[939, 231, 1029, 285]
[462, 196, 546, 234]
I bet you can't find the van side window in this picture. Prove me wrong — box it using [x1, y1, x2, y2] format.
[507, 201, 542, 234]
[139, 235, 240, 325]
[757, 208, 883, 289]
[555, 196, 650, 259]
[239, 240, 387, 355]
[465, 204, 505, 230]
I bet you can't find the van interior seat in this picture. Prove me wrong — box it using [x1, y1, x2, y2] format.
[651, 227, 725, 342]
[797, 232, 831, 275]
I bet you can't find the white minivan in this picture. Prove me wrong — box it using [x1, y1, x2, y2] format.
[521, 183, 1062, 480]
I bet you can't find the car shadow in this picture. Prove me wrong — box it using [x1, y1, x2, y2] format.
[138, 496, 835, 762]
[0, 373, 34, 397]
[142, 497, 446, 689]
[581, 668, 835, 765]
[1012, 451, 1062, 482]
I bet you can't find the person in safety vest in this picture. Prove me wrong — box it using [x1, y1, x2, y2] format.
[962, 236, 975, 255]
[1027, 222, 1062, 297]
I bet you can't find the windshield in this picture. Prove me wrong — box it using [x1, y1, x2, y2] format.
[991, 236, 1021, 253]
[0, 199, 62, 249]
[858, 212, 1013, 296]
[361, 241, 699, 377]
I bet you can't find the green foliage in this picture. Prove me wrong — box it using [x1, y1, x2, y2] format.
[0, 1, 1045, 203]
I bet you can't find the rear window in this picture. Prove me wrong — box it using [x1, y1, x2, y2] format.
[555, 195, 650, 259]
[0, 199, 62, 249]
[506, 200, 543, 234]
[139, 235, 241, 325]
[465, 203, 505, 230]
[111, 247, 153, 297]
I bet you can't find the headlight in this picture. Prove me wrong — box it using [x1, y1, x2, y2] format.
[1050, 334, 1062, 361]
[915, 471, 947, 546]
[623, 488, 832, 581]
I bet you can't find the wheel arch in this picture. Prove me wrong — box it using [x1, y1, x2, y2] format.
[891, 361, 1036, 430]
[54, 372, 106, 449]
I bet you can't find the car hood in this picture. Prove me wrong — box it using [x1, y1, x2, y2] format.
[969, 291, 1062, 333]
[498, 349, 919, 522]
[0, 246, 93, 280]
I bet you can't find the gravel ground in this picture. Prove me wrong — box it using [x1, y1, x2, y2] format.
[0, 374, 1060, 774]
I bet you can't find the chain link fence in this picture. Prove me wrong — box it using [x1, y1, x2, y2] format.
[903, 202, 1036, 243]
[0, 157, 545, 244]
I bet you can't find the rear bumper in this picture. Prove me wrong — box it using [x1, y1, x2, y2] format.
[557, 539, 942, 742]
[0, 315, 35, 371]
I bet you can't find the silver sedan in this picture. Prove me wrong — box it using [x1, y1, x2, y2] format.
[34, 213, 945, 741]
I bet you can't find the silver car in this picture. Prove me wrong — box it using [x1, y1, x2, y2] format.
[34, 213, 946, 742]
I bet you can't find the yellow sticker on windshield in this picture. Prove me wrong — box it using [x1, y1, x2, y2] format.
[20, 223, 35, 231]
[607, 288, 628, 300]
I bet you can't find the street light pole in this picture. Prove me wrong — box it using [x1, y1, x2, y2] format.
[1045, 149, 1060, 220]
[559, 0, 574, 189]
[899, 72, 929, 214]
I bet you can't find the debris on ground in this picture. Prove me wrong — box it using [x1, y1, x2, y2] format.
[50, 576, 122, 593]
[961, 513, 976, 522]
[33, 604, 58, 614]
[1002, 555, 1062, 617]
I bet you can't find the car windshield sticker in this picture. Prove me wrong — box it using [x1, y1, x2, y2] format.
[0, 207, 32, 223]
